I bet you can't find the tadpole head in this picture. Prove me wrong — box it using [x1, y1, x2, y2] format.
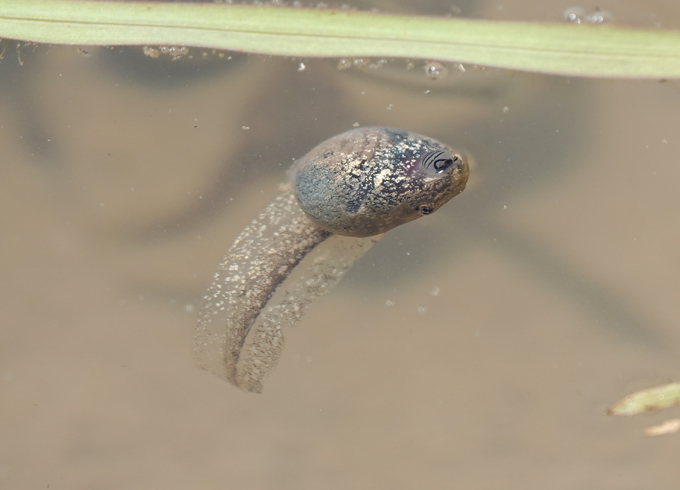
[291, 126, 470, 237]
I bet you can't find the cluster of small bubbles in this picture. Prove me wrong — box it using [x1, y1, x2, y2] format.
[385, 299, 395, 307]
[201, 50, 229, 60]
[143, 46, 160, 58]
[144, 46, 189, 60]
[430, 287, 440, 296]
[337, 58, 352, 70]
[386, 104, 393, 110]
[352, 122, 360, 127]
[336, 58, 386, 71]
[368, 58, 388, 70]
[502, 106, 510, 113]
[563, 6, 612, 24]
[424, 61, 448, 80]
[160, 46, 189, 60]
[242, 125, 250, 130]
[298, 62, 307, 71]
[417, 305, 428, 314]
[353, 58, 369, 70]
[587, 8, 612, 23]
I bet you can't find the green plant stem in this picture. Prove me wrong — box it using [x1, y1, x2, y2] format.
[0, 0, 679, 78]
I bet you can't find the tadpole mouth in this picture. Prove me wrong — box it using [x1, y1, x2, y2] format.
[448, 154, 466, 174]
[448, 153, 470, 194]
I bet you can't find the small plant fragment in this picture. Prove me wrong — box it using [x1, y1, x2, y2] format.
[607, 382, 680, 416]
[607, 382, 680, 437]
[643, 418, 680, 437]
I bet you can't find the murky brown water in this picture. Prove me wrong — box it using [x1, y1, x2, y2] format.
[2, 1, 680, 488]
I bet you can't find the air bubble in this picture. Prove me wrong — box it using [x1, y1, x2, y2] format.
[337, 58, 352, 70]
[298, 62, 306, 71]
[563, 6, 586, 23]
[424, 61, 448, 80]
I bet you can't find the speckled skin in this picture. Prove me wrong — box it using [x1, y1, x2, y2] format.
[290, 127, 469, 237]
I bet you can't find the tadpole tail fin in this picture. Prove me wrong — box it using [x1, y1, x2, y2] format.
[195, 188, 382, 392]
[236, 232, 381, 393]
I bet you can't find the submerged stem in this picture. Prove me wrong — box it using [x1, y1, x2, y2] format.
[0, 0, 679, 78]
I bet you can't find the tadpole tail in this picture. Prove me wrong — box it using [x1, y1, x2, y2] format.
[194, 191, 331, 390]
[235, 232, 381, 392]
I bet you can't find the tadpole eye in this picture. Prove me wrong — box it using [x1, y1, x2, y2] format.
[418, 204, 434, 215]
[435, 158, 453, 171]
[421, 150, 462, 174]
